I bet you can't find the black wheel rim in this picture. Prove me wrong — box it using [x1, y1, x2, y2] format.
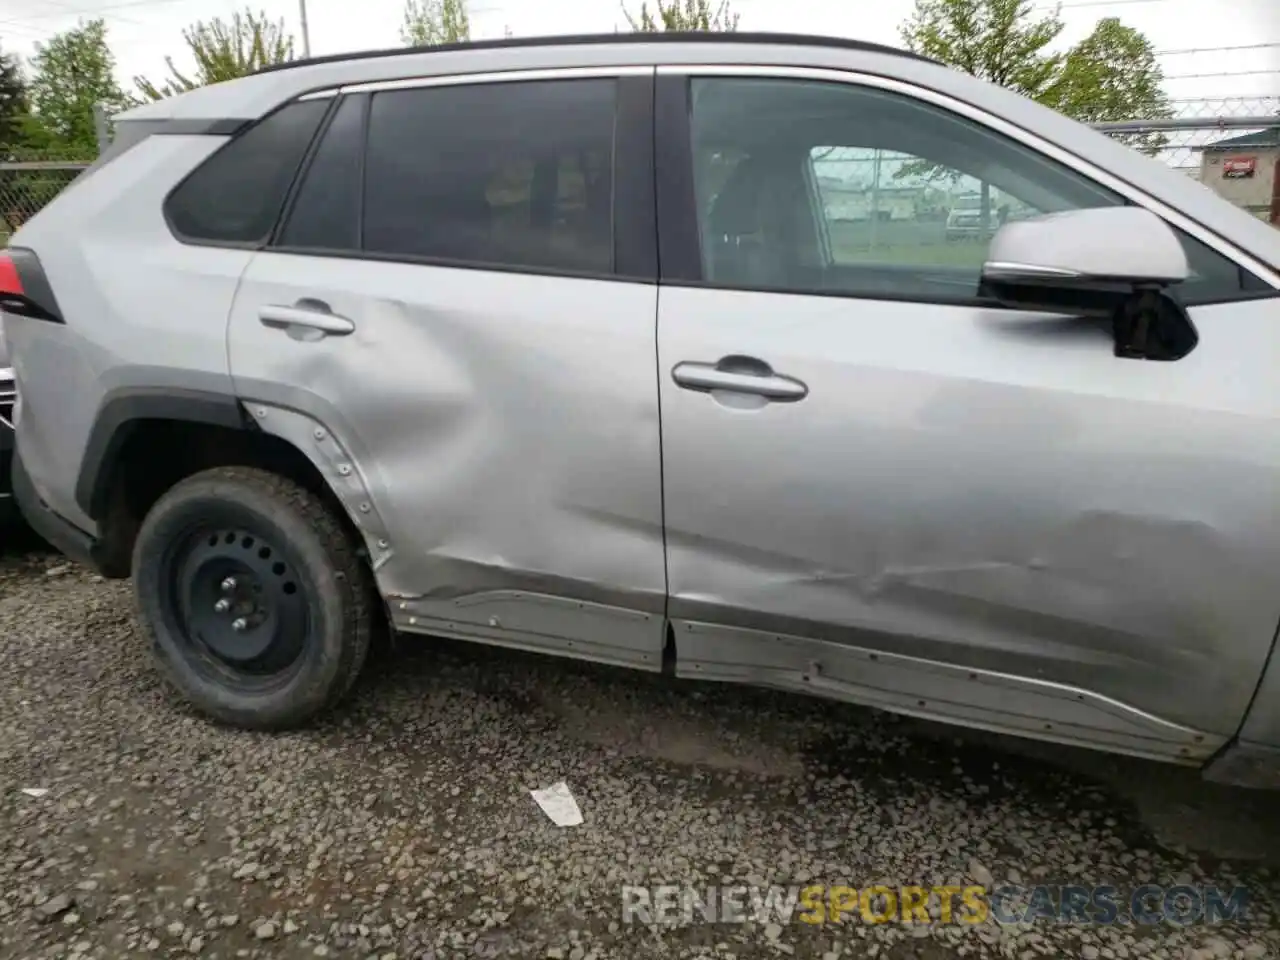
[161, 524, 311, 690]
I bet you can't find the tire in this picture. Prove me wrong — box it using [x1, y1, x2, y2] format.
[132, 466, 373, 730]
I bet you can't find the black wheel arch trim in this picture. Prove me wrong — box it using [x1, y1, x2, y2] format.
[76, 388, 250, 521]
[12, 450, 105, 573]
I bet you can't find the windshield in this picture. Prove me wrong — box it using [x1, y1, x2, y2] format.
[954, 195, 983, 210]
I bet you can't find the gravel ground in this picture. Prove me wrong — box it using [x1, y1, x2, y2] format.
[3, 526, 1280, 960]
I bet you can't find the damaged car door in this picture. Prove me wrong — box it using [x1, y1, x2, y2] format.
[226, 71, 668, 670]
[654, 69, 1280, 764]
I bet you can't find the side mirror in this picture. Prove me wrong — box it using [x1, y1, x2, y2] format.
[979, 207, 1198, 362]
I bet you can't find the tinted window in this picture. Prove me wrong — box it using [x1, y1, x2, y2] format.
[363, 79, 616, 273]
[690, 77, 1265, 305]
[279, 95, 365, 250]
[1178, 230, 1263, 301]
[166, 100, 328, 244]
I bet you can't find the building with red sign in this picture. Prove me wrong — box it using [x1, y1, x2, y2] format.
[1198, 126, 1280, 225]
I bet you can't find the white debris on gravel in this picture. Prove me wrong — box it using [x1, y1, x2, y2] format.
[1, 539, 1280, 960]
[530, 781, 584, 827]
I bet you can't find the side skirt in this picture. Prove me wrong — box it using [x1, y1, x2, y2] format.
[672, 618, 1219, 765]
[391, 591, 664, 672]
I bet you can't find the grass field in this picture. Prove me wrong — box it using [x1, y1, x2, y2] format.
[827, 218, 990, 268]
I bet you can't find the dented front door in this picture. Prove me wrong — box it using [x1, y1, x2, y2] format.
[658, 290, 1280, 761]
[655, 68, 1280, 763]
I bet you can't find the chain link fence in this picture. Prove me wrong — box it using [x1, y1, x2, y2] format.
[0, 150, 92, 243]
[0, 103, 106, 243]
[1093, 95, 1280, 224]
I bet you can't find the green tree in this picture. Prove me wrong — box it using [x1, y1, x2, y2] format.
[624, 0, 740, 32]
[900, 0, 1063, 100]
[0, 45, 29, 151]
[135, 9, 295, 101]
[400, 0, 471, 46]
[1049, 18, 1170, 122]
[22, 20, 129, 156]
[900, 0, 1170, 129]
[0, 46, 34, 236]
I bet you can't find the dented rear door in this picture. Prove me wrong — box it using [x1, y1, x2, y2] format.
[228, 72, 667, 670]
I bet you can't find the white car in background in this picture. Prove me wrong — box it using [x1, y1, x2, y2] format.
[947, 192, 1040, 239]
[946, 193, 992, 239]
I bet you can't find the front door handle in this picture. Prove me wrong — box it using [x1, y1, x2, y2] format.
[672, 358, 808, 402]
[258, 300, 355, 337]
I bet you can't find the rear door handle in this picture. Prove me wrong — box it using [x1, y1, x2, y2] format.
[672, 359, 808, 402]
[258, 300, 355, 337]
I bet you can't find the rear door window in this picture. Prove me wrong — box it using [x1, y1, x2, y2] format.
[278, 95, 366, 252]
[360, 79, 617, 274]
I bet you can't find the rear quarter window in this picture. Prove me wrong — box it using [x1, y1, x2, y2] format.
[165, 99, 330, 245]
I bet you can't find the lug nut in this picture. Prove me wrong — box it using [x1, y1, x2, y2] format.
[214, 598, 231, 613]
[221, 577, 237, 593]
[231, 617, 248, 632]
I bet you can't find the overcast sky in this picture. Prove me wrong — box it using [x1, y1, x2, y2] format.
[0, 0, 1276, 107]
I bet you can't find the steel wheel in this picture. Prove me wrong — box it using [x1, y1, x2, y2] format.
[135, 466, 373, 730]
[161, 524, 312, 690]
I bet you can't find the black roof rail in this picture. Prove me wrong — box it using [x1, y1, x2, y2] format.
[253, 31, 939, 76]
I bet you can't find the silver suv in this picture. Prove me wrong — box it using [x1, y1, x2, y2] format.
[6, 33, 1280, 787]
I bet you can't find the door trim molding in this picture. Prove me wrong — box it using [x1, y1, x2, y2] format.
[340, 64, 654, 95]
[672, 617, 1219, 764]
[396, 590, 665, 672]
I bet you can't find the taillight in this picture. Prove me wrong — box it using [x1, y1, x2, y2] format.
[0, 248, 63, 324]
